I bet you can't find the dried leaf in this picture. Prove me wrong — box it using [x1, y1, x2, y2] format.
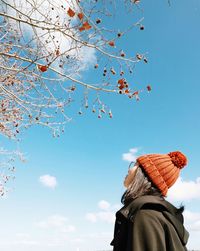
[118, 79, 125, 85]
[38, 65, 48, 72]
[83, 21, 92, 30]
[79, 21, 92, 31]
[78, 12, 84, 20]
[67, 7, 75, 17]
[118, 85, 124, 90]
[79, 27, 85, 32]
[133, 91, 139, 95]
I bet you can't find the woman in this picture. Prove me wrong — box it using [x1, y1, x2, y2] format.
[111, 151, 189, 251]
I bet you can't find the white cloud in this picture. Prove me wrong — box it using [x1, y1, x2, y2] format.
[14, 233, 39, 246]
[15, 233, 30, 238]
[85, 213, 97, 223]
[39, 174, 57, 189]
[35, 214, 76, 233]
[167, 177, 200, 201]
[97, 211, 115, 223]
[36, 215, 68, 228]
[71, 238, 85, 243]
[65, 225, 76, 233]
[85, 200, 116, 224]
[98, 200, 110, 210]
[122, 148, 139, 162]
[14, 240, 39, 246]
[78, 231, 113, 251]
[86, 211, 115, 224]
[184, 210, 200, 232]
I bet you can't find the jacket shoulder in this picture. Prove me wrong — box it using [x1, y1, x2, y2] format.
[133, 208, 167, 227]
[132, 208, 189, 248]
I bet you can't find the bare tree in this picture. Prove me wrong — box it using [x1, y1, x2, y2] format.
[0, 0, 150, 138]
[0, 0, 151, 194]
[0, 147, 25, 196]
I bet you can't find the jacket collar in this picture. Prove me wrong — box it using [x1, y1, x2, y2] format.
[119, 195, 174, 219]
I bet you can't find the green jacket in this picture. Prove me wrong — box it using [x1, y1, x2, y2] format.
[111, 195, 189, 251]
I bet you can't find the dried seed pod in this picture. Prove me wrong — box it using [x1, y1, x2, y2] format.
[147, 85, 152, 91]
[110, 68, 116, 75]
[101, 106, 106, 113]
[70, 86, 76, 91]
[136, 53, 143, 60]
[108, 41, 115, 47]
[120, 51, 125, 57]
[144, 58, 148, 63]
[140, 25, 145, 30]
[96, 18, 101, 24]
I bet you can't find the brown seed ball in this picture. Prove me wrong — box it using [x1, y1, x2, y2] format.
[96, 19, 101, 24]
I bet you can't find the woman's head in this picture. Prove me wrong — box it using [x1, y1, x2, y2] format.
[122, 151, 188, 204]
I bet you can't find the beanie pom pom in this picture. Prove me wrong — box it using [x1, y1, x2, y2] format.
[168, 151, 187, 169]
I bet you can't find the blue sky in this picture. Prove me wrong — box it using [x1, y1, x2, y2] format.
[1, 0, 200, 250]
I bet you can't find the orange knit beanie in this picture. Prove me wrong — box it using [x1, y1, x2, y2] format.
[136, 151, 187, 196]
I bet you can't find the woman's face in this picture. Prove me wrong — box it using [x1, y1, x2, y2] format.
[124, 162, 138, 188]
